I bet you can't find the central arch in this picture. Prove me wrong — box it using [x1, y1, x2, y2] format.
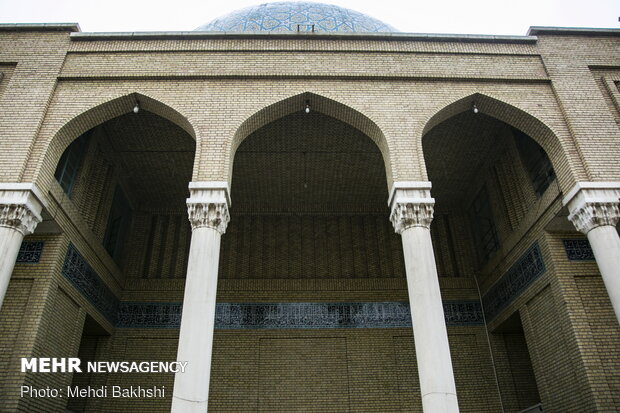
[209, 92, 412, 410]
[229, 92, 394, 189]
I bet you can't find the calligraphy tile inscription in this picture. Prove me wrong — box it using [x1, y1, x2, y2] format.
[482, 242, 546, 320]
[16, 241, 44, 263]
[116, 300, 483, 329]
[62, 243, 119, 323]
[562, 239, 595, 261]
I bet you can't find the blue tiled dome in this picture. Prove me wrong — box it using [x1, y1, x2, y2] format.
[195, 2, 397, 33]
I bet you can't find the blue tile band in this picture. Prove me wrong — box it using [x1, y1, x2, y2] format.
[482, 242, 546, 320]
[117, 300, 483, 329]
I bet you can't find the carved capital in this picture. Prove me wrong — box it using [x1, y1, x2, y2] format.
[187, 202, 230, 233]
[563, 182, 620, 234]
[388, 181, 435, 233]
[186, 182, 230, 234]
[0, 184, 44, 236]
[568, 202, 619, 234]
[390, 202, 434, 233]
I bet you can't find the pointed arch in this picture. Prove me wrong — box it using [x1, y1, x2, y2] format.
[421, 93, 581, 190]
[34, 93, 196, 192]
[229, 92, 393, 187]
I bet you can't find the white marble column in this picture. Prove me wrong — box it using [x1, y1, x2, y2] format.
[172, 182, 230, 413]
[563, 182, 620, 323]
[0, 183, 43, 311]
[389, 182, 459, 413]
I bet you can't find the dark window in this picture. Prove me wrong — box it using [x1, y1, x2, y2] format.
[469, 186, 499, 262]
[54, 131, 91, 197]
[104, 185, 131, 262]
[513, 128, 555, 197]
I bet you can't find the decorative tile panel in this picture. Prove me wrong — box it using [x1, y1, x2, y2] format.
[116, 302, 182, 328]
[60, 243, 483, 329]
[16, 241, 44, 263]
[482, 243, 546, 320]
[61, 243, 119, 323]
[197, 2, 397, 33]
[562, 239, 595, 261]
[116, 301, 483, 329]
[443, 301, 484, 325]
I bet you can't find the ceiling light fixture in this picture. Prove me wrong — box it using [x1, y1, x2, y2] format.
[133, 100, 140, 114]
[305, 100, 311, 114]
[472, 103, 479, 114]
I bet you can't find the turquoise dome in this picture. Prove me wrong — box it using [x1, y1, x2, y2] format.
[195, 2, 397, 33]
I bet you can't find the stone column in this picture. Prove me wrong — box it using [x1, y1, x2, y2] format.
[0, 183, 43, 311]
[172, 182, 230, 413]
[389, 182, 459, 413]
[564, 182, 620, 323]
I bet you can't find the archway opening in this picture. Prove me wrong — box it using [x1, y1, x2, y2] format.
[224, 109, 401, 279]
[212, 105, 409, 411]
[423, 110, 556, 272]
[423, 109, 550, 411]
[53, 109, 196, 275]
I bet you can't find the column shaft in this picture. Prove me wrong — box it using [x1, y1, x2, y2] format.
[171, 227, 222, 412]
[564, 182, 620, 324]
[389, 182, 460, 413]
[0, 183, 43, 311]
[586, 226, 620, 321]
[402, 227, 459, 412]
[172, 182, 230, 413]
[0, 227, 26, 307]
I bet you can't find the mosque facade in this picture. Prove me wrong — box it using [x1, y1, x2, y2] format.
[0, 2, 619, 412]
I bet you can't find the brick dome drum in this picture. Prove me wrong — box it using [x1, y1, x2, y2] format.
[195, 1, 397, 33]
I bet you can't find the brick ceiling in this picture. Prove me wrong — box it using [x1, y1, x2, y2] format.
[231, 111, 389, 214]
[99, 109, 516, 215]
[100, 111, 195, 211]
[423, 111, 510, 210]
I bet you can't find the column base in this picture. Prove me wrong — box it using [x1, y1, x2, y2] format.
[171, 396, 208, 413]
[422, 392, 460, 413]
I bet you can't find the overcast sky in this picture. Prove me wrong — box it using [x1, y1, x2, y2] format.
[0, 0, 618, 35]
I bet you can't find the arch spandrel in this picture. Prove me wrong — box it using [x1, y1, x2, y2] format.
[25, 93, 198, 194]
[223, 92, 396, 193]
[420, 93, 586, 192]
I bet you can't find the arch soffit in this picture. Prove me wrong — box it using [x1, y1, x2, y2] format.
[229, 92, 393, 186]
[420, 93, 579, 190]
[36, 93, 197, 190]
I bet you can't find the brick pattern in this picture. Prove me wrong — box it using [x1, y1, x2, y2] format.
[0, 31, 72, 182]
[220, 214, 405, 279]
[490, 329, 540, 411]
[0, 27, 618, 413]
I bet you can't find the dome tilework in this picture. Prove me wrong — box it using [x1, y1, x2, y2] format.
[195, 2, 397, 33]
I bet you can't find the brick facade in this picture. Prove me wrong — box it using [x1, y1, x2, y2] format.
[0, 23, 618, 412]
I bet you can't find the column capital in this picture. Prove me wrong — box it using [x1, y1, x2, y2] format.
[186, 181, 230, 234]
[563, 182, 620, 234]
[389, 181, 435, 233]
[0, 183, 44, 236]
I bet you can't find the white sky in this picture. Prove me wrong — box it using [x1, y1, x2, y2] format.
[0, 0, 618, 36]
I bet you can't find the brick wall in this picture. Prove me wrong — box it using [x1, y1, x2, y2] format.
[0, 27, 618, 413]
